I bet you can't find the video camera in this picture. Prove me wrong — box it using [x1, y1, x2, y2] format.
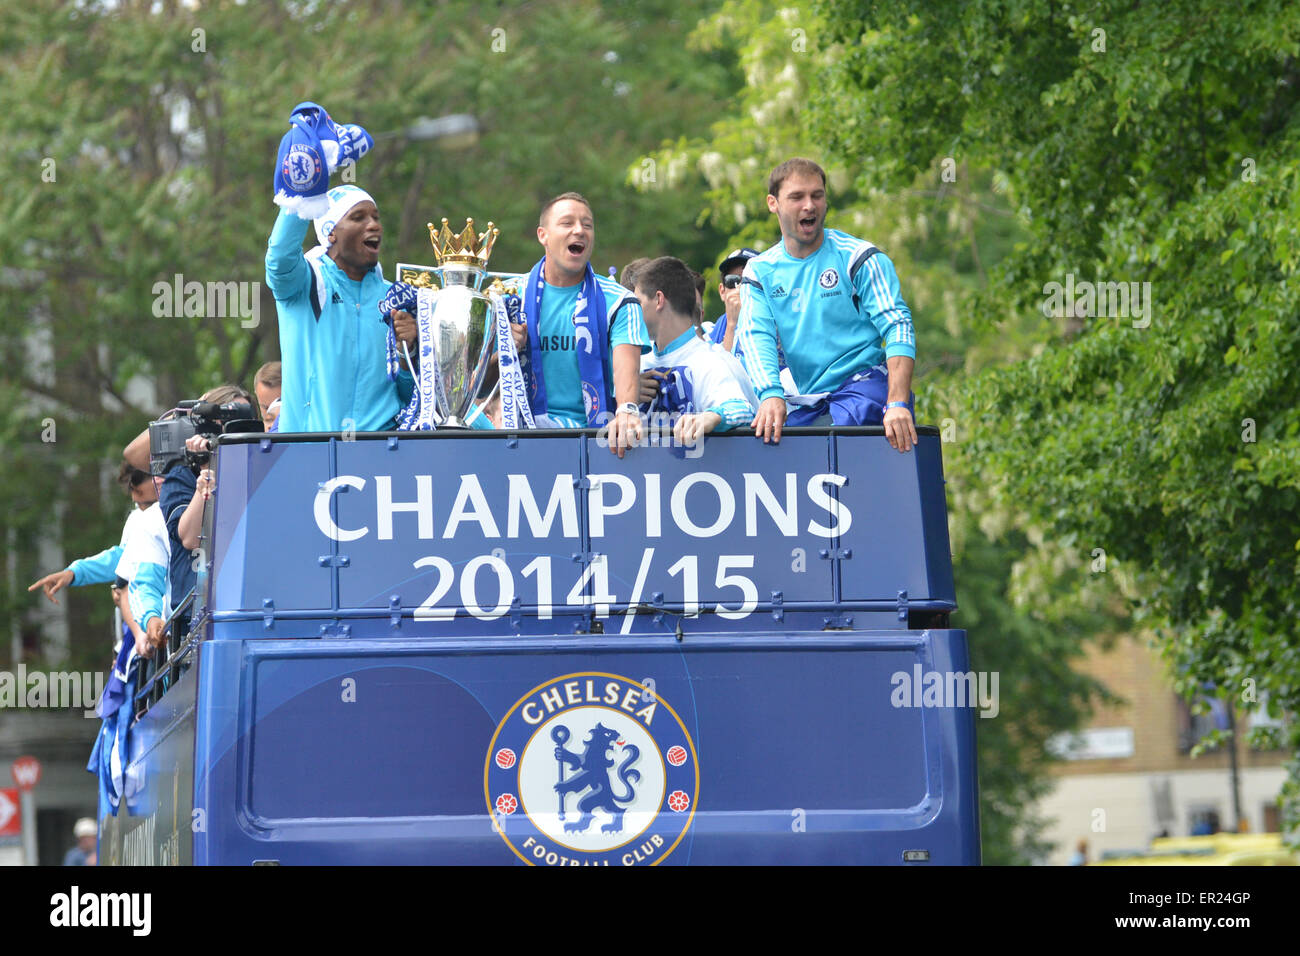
[148, 400, 263, 475]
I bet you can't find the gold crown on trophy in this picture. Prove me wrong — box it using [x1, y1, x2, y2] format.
[427, 217, 499, 268]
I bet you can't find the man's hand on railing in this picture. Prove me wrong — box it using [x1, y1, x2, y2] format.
[607, 406, 644, 459]
[145, 617, 166, 658]
[751, 396, 787, 444]
[882, 405, 917, 453]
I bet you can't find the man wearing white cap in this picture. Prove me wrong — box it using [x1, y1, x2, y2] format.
[265, 184, 417, 432]
[63, 818, 97, 866]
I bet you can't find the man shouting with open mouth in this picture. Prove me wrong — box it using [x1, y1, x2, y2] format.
[506, 192, 651, 457]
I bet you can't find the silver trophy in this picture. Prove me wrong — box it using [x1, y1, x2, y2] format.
[398, 219, 504, 427]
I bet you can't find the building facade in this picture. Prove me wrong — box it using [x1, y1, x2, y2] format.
[1039, 634, 1287, 865]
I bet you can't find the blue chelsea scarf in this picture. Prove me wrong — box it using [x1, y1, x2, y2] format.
[520, 258, 611, 426]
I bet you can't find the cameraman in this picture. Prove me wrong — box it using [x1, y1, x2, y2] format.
[176, 454, 213, 551]
[124, 384, 258, 641]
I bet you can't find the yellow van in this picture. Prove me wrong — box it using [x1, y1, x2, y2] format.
[1093, 832, 1297, 865]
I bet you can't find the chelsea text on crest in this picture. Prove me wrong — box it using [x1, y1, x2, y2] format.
[521, 677, 658, 727]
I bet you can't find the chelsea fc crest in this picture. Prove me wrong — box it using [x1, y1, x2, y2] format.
[580, 381, 601, 418]
[282, 143, 324, 193]
[485, 672, 699, 866]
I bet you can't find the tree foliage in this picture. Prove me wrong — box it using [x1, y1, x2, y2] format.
[2, 0, 737, 670]
[815, 0, 1300, 830]
[637, 0, 1121, 861]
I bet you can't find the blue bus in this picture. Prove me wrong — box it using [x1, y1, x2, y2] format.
[98, 425, 979, 865]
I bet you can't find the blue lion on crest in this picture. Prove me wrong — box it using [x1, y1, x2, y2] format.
[553, 723, 641, 834]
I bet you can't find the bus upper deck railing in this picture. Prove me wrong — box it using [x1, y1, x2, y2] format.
[133, 587, 198, 720]
[200, 426, 957, 639]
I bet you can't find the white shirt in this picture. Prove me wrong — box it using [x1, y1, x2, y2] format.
[640, 329, 758, 428]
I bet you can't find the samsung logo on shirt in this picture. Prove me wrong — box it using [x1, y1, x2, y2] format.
[538, 335, 576, 351]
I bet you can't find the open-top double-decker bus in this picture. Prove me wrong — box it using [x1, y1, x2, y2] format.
[99, 424, 979, 866]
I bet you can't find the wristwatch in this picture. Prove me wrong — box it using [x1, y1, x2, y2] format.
[617, 402, 640, 417]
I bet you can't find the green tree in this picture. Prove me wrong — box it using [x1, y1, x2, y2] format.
[814, 0, 1300, 831]
[1, 0, 737, 671]
[635, 0, 1118, 861]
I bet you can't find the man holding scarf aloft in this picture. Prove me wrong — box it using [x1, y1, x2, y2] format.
[267, 102, 416, 432]
[508, 192, 651, 457]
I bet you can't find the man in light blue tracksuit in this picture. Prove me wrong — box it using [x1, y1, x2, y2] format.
[266, 184, 416, 432]
[738, 157, 918, 453]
